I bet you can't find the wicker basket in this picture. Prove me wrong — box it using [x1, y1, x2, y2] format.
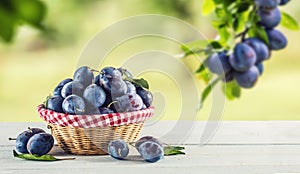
[37, 105, 154, 155]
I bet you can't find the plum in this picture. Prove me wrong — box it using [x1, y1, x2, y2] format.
[136, 87, 153, 108]
[108, 139, 129, 160]
[138, 141, 164, 163]
[73, 66, 94, 87]
[61, 81, 85, 98]
[256, 63, 264, 75]
[244, 37, 270, 63]
[110, 78, 127, 98]
[266, 29, 288, 50]
[229, 43, 257, 72]
[27, 133, 54, 156]
[234, 66, 260, 88]
[255, 0, 280, 9]
[280, 0, 290, 5]
[125, 81, 136, 94]
[53, 78, 73, 97]
[206, 51, 232, 75]
[113, 93, 143, 112]
[62, 95, 86, 115]
[135, 136, 163, 151]
[83, 84, 106, 108]
[16, 128, 45, 154]
[46, 96, 64, 113]
[257, 7, 281, 29]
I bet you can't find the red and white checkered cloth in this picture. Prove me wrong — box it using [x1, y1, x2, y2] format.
[37, 104, 155, 128]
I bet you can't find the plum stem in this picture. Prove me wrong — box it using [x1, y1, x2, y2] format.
[8, 138, 16, 140]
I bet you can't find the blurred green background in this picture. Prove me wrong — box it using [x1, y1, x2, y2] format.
[0, 0, 299, 122]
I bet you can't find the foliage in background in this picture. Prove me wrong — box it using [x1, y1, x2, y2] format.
[181, 0, 299, 107]
[0, 0, 46, 43]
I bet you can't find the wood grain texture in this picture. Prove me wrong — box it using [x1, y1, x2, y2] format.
[1, 122, 300, 174]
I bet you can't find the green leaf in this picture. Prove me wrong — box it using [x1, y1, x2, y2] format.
[13, 150, 75, 161]
[195, 62, 206, 73]
[248, 25, 269, 45]
[202, 0, 216, 15]
[43, 94, 52, 108]
[181, 40, 210, 57]
[196, 68, 213, 84]
[132, 78, 149, 89]
[280, 11, 299, 31]
[164, 146, 185, 156]
[218, 27, 232, 46]
[222, 80, 241, 100]
[12, 0, 46, 28]
[209, 41, 223, 49]
[0, 7, 16, 42]
[200, 76, 221, 108]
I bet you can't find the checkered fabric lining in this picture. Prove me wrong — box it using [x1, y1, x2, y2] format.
[37, 104, 154, 128]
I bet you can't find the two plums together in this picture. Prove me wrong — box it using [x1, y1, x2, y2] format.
[108, 136, 164, 163]
[46, 66, 153, 115]
[207, 0, 290, 88]
[15, 127, 54, 156]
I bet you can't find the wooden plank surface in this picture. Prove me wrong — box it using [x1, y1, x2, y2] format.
[1, 121, 300, 174]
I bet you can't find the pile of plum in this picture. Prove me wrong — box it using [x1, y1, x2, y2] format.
[206, 0, 290, 88]
[108, 136, 164, 163]
[15, 127, 54, 156]
[46, 66, 153, 115]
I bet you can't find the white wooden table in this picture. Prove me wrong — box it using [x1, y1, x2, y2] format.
[1, 121, 300, 174]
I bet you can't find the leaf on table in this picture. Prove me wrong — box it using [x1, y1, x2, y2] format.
[164, 146, 185, 156]
[13, 150, 75, 161]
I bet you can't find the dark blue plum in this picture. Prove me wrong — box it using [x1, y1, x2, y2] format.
[125, 81, 136, 94]
[110, 78, 127, 98]
[83, 84, 106, 108]
[229, 43, 257, 72]
[266, 29, 288, 50]
[114, 93, 143, 112]
[234, 66, 260, 88]
[135, 136, 163, 152]
[255, 0, 280, 9]
[99, 107, 114, 114]
[27, 133, 54, 156]
[53, 86, 63, 97]
[46, 96, 64, 113]
[222, 71, 234, 83]
[257, 7, 281, 29]
[57, 78, 73, 87]
[256, 63, 264, 75]
[280, 0, 290, 5]
[73, 66, 94, 87]
[136, 87, 153, 108]
[99, 68, 123, 93]
[16, 128, 45, 154]
[206, 51, 232, 75]
[29, 128, 45, 134]
[62, 95, 86, 115]
[138, 141, 164, 163]
[61, 81, 85, 98]
[53, 78, 73, 97]
[94, 74, 100, 86]
[244, 38, 270, 63]
[108, 139, 129, 160]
